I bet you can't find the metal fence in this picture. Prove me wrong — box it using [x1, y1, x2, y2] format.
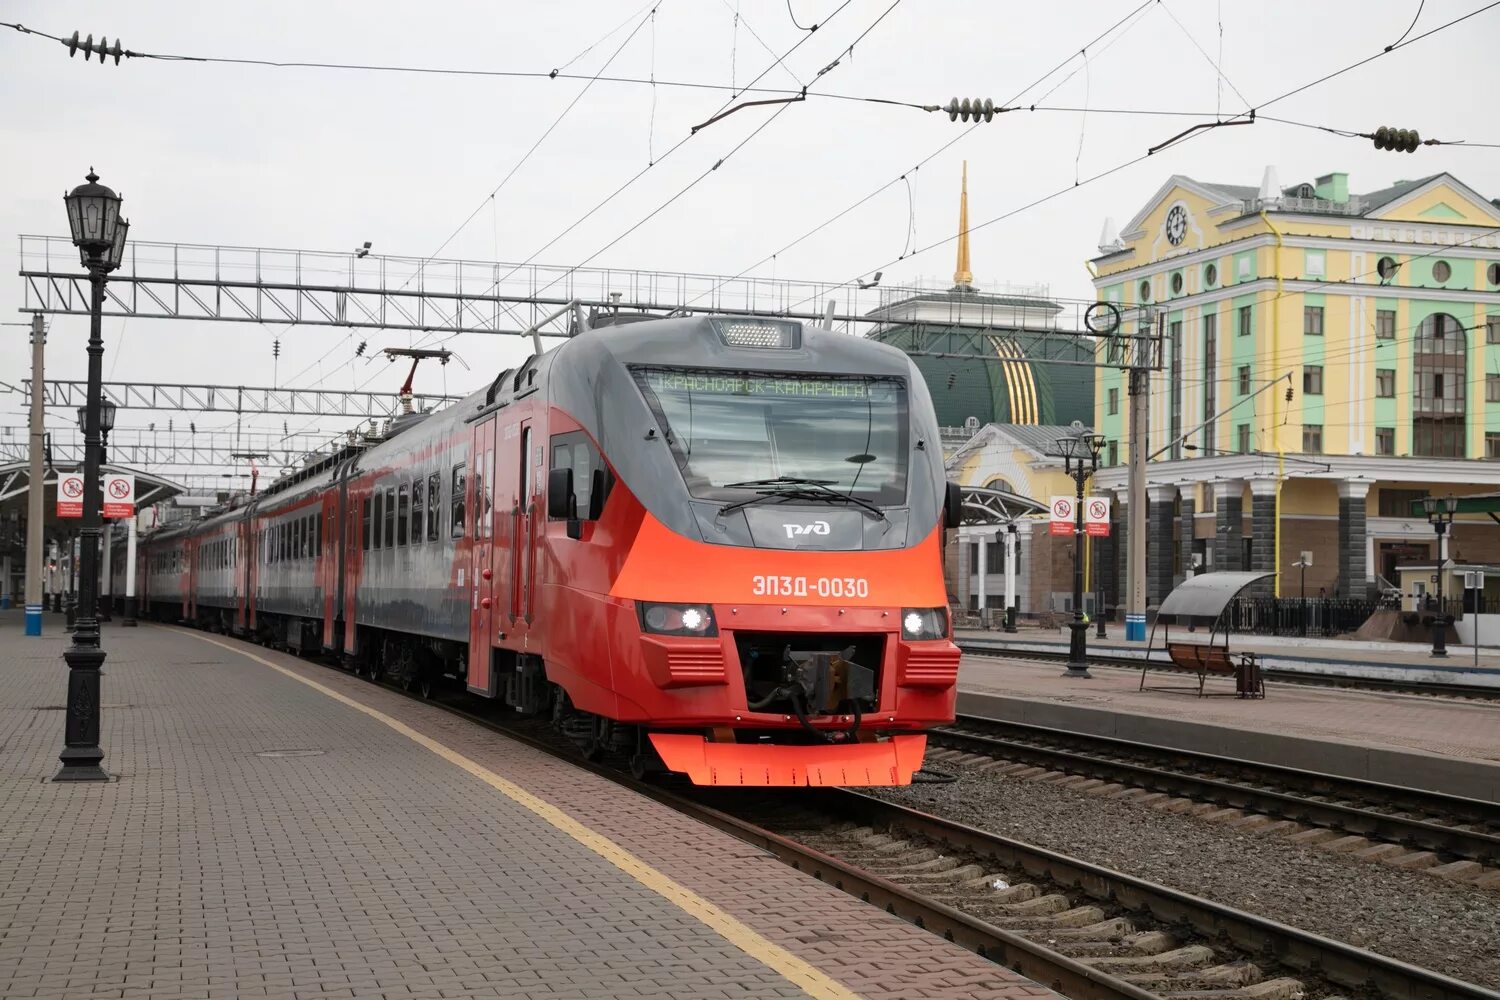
[1224, 597, 1379, 637]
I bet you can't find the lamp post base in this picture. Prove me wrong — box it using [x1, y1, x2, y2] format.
[1431, 617, 1449, 658]
[1063, 619, 1092, 678]
[53, 640, 108, 782]
[122, 596, 137, 627]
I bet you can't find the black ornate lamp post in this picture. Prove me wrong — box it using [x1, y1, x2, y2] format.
[54, 169, 129, 783]
[1422, 493, 1458, 659]
[1056, 427, 1106, 679]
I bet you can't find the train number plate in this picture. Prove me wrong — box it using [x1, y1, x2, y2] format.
[751, 575, 870, 599]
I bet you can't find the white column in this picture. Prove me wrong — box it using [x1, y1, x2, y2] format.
[976, 530, 988, 613]
[1005, 523, 1019, 616]
[125, 517, 138, 600]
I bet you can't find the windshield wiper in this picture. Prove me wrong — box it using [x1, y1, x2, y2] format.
[722, 476, 838, 488]
[719, 484, 886, 521]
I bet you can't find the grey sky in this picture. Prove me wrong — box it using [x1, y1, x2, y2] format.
[3, 0, 1497, 481]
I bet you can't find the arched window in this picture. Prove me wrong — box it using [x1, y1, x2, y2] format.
[1412, 312, 1467, 457]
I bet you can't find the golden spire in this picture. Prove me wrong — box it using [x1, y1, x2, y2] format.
[954, 160, 973, 288]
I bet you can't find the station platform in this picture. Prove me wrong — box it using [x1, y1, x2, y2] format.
[0, 615, 1057, 1000]
[956, 639, 1500, 803]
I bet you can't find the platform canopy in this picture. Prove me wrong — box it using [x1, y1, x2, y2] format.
[959, 485, 1048, 526]
[1157, 571, 1273, 621]
[0, 461, 186, 535]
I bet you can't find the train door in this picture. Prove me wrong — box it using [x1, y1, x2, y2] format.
[466, 419, 497, 695]
[510, 419, 536, 626]
[235, 519, 250, 633]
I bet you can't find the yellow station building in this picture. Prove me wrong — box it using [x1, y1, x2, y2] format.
[1089, 168, 1500, 606]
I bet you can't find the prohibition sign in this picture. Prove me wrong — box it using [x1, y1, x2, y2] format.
[108, 479, 131, 499]
[1088, 499, 1107, 521]
[62, 477, 84, 498]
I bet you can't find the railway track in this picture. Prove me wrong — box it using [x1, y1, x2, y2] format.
[957, 638, 1500, 701]
[252, 637, 1499, 1000]
[930, 715, 1500, 870]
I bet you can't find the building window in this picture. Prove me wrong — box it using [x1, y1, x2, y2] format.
[1302, 424, 1323, 453]
[1488, 433, 1500, 459]
[1237, 423, 1250, 453]
[1377, 256, 1398, 281]
[1305, 250, 1326, 278]
[1107, 387, 1119, 415]
[1377, 309, 1396, 340]
[1488, 262, 1500, 286]
[1376, 426, 1395, 455]
[1304, 306, 1324, 336]
[1204, 263, 1218, 287]
[1488, 375, 1500, 403]
[1139, 279, 1151, 302]
[1237, 365, 1251, 396]
[1488, 316, 1500, 344]
[1378, 488, 1425, 517]
[1433, 260, 1452, 283]
[1169, 321, 1183, 458]
[1303, 365, 1324, 396]
[1238, 306, 1251, 337]
[1376, 368, 1395, 397]
[1107, 440, 1118, 466]
[1170, 271, 1184, 295]
[1202, 312, 1217, 453]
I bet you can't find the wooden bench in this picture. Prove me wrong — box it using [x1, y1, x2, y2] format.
[1145, 641, 1265, 698]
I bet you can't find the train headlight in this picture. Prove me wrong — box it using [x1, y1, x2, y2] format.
[901, 607, 947, 641]
[638, 601, 718, 637]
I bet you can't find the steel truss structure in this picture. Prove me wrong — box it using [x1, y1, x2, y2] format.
[0, 426, 342, 470]
[17, 237, 1153, 358]
[14, 378, 460, 419]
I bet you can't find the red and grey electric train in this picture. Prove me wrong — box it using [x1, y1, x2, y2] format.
[122, 315, 963, 785]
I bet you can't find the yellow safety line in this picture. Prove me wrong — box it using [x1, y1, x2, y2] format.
[177, 629, 860, 1000]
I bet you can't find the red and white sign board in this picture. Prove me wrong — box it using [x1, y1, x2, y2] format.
[57, 472, 85, 518]
[1085, 496, 1112, 537]
[1049, 496, 1075, 536]
[104, 473, 136, 519]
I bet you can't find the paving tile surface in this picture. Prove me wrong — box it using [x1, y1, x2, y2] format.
[0, 618, 1056, 1000]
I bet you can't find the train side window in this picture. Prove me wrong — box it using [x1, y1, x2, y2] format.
[549, 432, 609, 521]
[362, 497, 372, 551]
[294, 519, 303, 560]
[373, 492, 383, 550]
[384, 486, 396, 549]
[410, 477, 423, 543]
[451, 464, 466, 538]
[427, 473, 441, 541]
[397, 483, 410, 546]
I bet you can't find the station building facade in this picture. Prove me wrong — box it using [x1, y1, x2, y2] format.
[1087, 169, 1500, 605]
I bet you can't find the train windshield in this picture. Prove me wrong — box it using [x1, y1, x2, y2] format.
[631, 367, 909, 504]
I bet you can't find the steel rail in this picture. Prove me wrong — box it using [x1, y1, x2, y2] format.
[933, 717, 1500, 863]
[178, 626, 1499, 1000]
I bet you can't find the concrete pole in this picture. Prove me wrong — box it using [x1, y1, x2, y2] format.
[122, 514, 138, 626]
[25, 314, 46, 635]
[1126, 364, 1149, 641]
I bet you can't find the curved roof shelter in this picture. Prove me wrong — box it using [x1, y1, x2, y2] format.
[0, 461, 186, 540]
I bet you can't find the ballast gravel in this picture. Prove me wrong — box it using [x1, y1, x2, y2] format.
[876, 758, 1500, 989]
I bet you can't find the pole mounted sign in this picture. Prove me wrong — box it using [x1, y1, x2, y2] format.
[1049, 496, 1074, 536]
[57, 472, 84, 518]
[1085, 496, 1111, 537]
[103, 473, 135, 519]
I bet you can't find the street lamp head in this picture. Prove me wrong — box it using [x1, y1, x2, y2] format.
[1422, 496, 1438, 517]
[1084, 433, 1106, 461]
[1443, 494, 1459, 515]
[76, 406, 87, 433]
[63, 169, 124, 261]
[104, 217, 130, 271]
[99, 399, 117, 434]
[1054, 436, 1080, 461]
